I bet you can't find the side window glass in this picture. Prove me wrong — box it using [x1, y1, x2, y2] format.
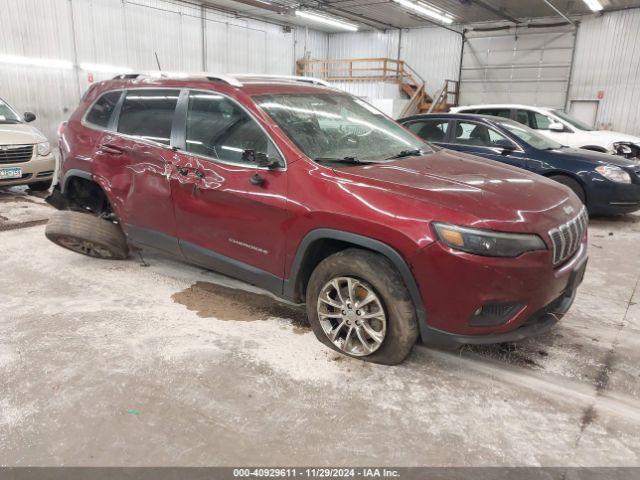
[117, 89, 179, 145]
[481, 109, 511, 119]
[85, 91, 121, 129]
[185, 92, 283, 166]
[533, 112, 553, 130]
[452, 122, 513, 148]
[515, 110, 530, 126]
[406, 120, 449, 143]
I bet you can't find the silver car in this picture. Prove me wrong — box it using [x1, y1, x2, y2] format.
[0, 96, 55, 191]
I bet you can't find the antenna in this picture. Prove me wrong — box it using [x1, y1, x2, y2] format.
[154, 52, 162, 71]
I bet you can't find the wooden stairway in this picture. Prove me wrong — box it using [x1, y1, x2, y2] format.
[295, 57, 459, 117]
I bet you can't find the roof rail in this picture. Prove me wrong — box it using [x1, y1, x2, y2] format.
[110, 72, 329, 88]
[230, 74, 331, 87]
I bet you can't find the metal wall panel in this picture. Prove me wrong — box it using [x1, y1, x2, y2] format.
[459, 26, 576, 108]
[569, 9, 640, 135]
[294, 28, 329, 63]
[0, 0, 322, 142]
[401, 27, 463, 98]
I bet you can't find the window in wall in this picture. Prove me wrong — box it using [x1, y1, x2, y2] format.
[85, 91, 122, 129]
[185, 91, 282, 166]
[117, 89, 179, 145]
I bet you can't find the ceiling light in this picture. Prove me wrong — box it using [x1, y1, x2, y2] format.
[392, 0, 454, 24]
[295, 10, 358, 31]
[0, 54, 73, 69]
[582, 0, 603, 11]
[79, 62, 134, 74]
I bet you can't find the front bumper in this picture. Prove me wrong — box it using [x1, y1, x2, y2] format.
[411, 239, 588, 345]
[0, 154, 56, 187]
[587, 177, 640, 215]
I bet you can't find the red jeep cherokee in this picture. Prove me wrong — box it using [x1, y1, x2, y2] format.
[46, 74, 588, 364]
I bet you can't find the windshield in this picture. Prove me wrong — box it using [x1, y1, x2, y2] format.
[495, 118, 564, 150]
[254, 93, 431, 163]
[551, 109, 594, 131]
[0, 98, 22, 124]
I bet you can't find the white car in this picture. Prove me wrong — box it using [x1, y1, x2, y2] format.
[0, 96, 55, 191]
[450, 104, 640, 160]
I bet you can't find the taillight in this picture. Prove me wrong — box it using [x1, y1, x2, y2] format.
[57, 121, 67, 138]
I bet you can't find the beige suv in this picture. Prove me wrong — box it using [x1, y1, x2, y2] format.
[0, 96, 55, 191]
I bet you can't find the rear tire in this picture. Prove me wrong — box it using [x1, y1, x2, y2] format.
[45, 210, 129, 260]
[549, 175, 586, 205]
[28, 180, 53, 191]
[306, 248, 418, 365]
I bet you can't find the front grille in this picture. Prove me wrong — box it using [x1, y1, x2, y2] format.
[0, 145, 34, 164]
[548, 207, 588, 265]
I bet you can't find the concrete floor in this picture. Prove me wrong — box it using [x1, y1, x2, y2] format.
[1, 186, 639, 466]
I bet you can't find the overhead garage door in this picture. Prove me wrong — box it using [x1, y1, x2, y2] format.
[459, 26, 576, 109]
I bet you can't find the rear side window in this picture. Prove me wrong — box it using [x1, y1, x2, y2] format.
[452, 121, 513, 148]
[406, 119, 449, 143]
[477, 108, 511, 119]
[117, 89, 179, 145]
[185, 91, 282, 166]
[85, 91, 121, 129]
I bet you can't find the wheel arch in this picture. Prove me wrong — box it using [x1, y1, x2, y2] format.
[542, 170, 589, 205]
[580, 145, 608, 153]
[284, 229, 428, 338]
[60, 170, 112, 215]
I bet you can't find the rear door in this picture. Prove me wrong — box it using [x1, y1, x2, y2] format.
[169, 90, 289, 287]
[443, 120, 530, 170]
[91, 88, 181, 254]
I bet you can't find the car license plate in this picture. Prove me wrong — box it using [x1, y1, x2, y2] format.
[0, 167, 22, 180]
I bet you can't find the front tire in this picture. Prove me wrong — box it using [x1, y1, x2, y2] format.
[306, 248, 418, 365]
[549, 175, 586, 205]
[28, 180, 53, 191]
[45, 210, 129, 260]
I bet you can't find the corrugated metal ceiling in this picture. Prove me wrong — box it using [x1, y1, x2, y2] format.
[202, 0, 640, 31]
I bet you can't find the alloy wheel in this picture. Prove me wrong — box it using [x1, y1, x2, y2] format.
[317, 276, 387, 356]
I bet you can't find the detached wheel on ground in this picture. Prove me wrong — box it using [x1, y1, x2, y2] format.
[28, 180, 53, 192]
[306, 248, 418, 365]
[45, 210, 129, 260]
[549, 175, 586, 205]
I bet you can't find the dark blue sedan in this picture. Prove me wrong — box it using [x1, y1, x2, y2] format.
[399, 113, 640, 215]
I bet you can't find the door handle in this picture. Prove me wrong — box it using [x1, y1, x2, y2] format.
[100, 143, 125, 155]
[250, 174, 265, 186]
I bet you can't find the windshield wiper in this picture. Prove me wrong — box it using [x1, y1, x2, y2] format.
[385, 149, 423, 160]
[314, 156, 374, 165]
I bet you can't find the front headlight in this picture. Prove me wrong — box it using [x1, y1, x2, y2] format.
[595, 164, 631, 183]
[433, 223, 547, 257]
[37, 141, 51, 156]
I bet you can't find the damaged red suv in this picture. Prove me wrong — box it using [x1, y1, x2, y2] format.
[47, 74, 588, 364]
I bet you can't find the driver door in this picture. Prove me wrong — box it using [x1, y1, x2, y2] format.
[169, 90, 289, 287]
[445, 120, 531, 171]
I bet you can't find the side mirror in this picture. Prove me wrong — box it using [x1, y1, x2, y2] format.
[243, 149, 280, 169]
[494, 139, 515, 155]
[23, 112, 36, 123]
[548, 122, 565, 132]
[256, 152, 280, 170]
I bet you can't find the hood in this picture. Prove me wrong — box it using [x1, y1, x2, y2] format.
[332, 149, 580, 234]
[583, 129, 640, 148]
[550, 147, 640, 168]
[0, 123, 46, 145]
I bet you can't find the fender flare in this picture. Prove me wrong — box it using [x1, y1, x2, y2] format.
[284, 228, 429, 340]
[60, 169, 93, 194]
